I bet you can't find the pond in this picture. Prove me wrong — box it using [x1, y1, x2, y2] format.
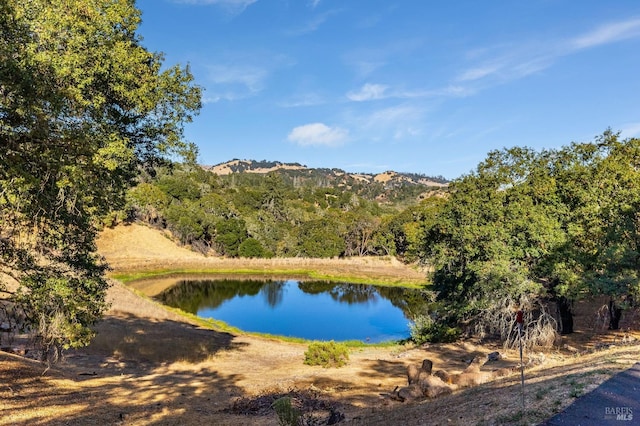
[155, 278, 429, 343]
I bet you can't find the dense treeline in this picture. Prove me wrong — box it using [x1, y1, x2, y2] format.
[417, 130, 640, 343]
[122, 164, 446, 260]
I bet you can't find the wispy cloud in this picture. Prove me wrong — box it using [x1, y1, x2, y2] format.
[287, 123, 349, 146]
[278, 92, 326, 107]
[286, 9, 341, 36]
[456, 18, 640, 87]
[457, 64, 503, 82]
[346, 83, 389, 101]
[204, 63, 267, 101]
[347, 83, 473, 102]
[346, 104, 426, 142]
[309, 0, 321, 9]
[344, 38, 423, 78]
[570, 18, 640, 50]
[348, 60, 386, 79]
[620, 122, 640, 139]
[171, 0, 258, 13]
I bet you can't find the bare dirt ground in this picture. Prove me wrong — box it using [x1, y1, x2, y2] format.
[1, 223, 639, 425]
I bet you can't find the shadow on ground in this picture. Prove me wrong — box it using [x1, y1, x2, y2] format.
[75, 311, 245, 365]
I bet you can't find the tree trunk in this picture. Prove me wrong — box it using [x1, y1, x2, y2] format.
[608, 298, 623, 330]
[557, 297, 574, 335]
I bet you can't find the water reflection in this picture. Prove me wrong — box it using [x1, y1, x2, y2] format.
[156, 279, 432, 342]
[261, 281, 286, 308]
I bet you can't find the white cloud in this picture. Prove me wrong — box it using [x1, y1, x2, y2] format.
[347, 83, 471, 102]
[620, 122, 640, 139]
[349, 60, 386, 78]
[287, 123, 349, 146]
[204, 63, 267, 101]
[208, 64, 266, 89]
[362, 105, 422, 128]
[346, 83, 389, 101]
[286, 10, 339, 35]
[438, 85, 475, 97]
[570, 18, 640, 50]
[309, 0, 321, 9]
[345, 104, 425, 143]
[171, 0, 257, 13]
[278, 92, 326, 107]
[457, 18, 640, 87]
[457, 64, 503, 82]
[172, 0, 256, 6]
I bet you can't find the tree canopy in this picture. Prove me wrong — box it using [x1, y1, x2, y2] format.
[420, 130, 640, 343]
[0, 0, 201, 360]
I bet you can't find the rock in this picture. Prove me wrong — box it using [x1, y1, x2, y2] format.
[407, 359, 433, 385]
[487, 351, 501, 361]
[462, 356, 484, 373]
[397, 384, 424, 402]
[407, 364, 421, 385]
[493, 367, 514, 378]
[327, 409, 345, 425]
[418, 375, 454, 398]
[450, 371, 492, 388]
[433, 370, 453, 384]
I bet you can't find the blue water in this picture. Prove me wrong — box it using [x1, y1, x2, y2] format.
[159, 279, 415, 343]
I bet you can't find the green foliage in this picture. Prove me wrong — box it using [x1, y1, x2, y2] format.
[271, 397, 300, 426]
[421, 130, 640, 338]
[157, 175, 202, 200]
[0, 0, 200, 358]
[409, 314, 460, 344]
[164, 202, 207, 245]
[238, 238, 269, 258]
[296, 217, 345, 258]
[124, 159, 449, 261]
[303, 341, 350, 368]
[214, 218, 248, 257]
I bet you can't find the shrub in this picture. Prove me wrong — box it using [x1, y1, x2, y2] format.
[238, 238, 267, 258]
[303, 341, 349, 368]
[271, 397, 300, 426]
[409, 314, 460, 344]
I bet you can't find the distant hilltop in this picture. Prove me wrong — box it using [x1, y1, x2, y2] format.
[202, 159, 449, 188]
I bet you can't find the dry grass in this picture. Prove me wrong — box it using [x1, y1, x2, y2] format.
[1, 223, 639, 425]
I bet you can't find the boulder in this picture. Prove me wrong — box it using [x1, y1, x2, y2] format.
[421, 359, 433, 374]
[487, 351, 502, 362]
[397, 384, 424, 402]
[407, 364, 421, 385]
[418, 374, 454, 398]
[407, 359, 433, 385]
[462, 355, 484, 373]
[433, 369, 453, 384]
[450, 371, 492, 388]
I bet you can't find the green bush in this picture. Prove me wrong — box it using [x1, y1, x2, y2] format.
[271, 397, 300, 426]
[409, 314, 460, 344]
[303, 341, 349, 368]
[238, 238, 267, 258]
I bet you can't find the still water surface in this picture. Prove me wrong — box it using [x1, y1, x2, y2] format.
[157, 279, 425, 343]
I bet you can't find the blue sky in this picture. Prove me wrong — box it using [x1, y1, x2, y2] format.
[137, 0, 640, 179]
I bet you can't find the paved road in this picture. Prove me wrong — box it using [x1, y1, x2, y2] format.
[542, 362, 640, 425]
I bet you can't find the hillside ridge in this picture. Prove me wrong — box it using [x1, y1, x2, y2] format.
[202, 159, 449, 188]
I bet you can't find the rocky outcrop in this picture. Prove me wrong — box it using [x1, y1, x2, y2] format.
[392, 352, 532, 403]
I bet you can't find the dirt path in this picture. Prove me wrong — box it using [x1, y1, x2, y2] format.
[2, 223, 639, 425]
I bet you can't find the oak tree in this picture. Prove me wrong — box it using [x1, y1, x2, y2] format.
[0, 0, 201, 360]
